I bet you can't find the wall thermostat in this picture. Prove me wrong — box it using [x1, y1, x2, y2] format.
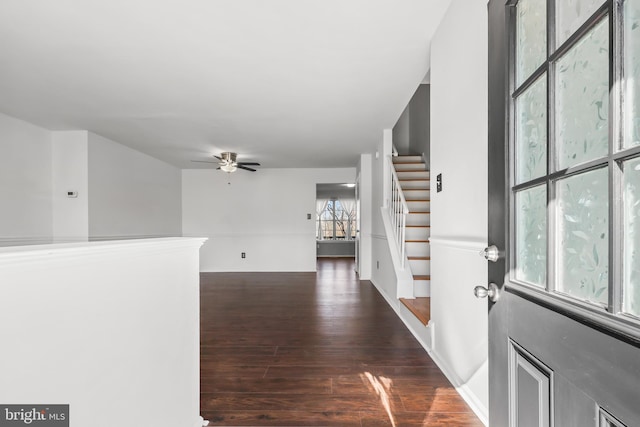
[67, 191, 78, 198]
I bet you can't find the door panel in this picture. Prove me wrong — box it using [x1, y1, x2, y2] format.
[488, 0, 640, 426]
[509, 340, 551, 427]
[507, 292, 640, 424]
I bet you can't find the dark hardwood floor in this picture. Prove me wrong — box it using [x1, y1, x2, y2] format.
[200, 258, 484, 426]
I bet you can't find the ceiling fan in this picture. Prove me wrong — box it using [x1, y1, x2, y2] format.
[191, 152, 260, 172]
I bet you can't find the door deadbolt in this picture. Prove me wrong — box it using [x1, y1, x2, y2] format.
[479, 245, 500, 262]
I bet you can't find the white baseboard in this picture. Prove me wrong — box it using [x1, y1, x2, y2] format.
[194, 416, 208, 427]
[0, 237, 54, 246]
[369, 278, 489, 426]
[427, 350, 489, 426]
[370, 278, 431, 354]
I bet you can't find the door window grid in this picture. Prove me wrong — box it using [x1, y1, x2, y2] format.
[599, 407, 628, 427]
[509, 0, 640, 329]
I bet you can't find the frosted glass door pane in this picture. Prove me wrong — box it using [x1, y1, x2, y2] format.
[515, 185, 547, 287]
[557, 0, 604, 46]
[625, 0, 640, 148]
[558, 168, 609, 305]
[556, 18, 609, 170]
[517, 0, 547, 86]
[624, 158, 640, 317]
[516, 76, 547, 183]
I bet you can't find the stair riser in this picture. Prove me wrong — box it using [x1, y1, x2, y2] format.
[407, 213, 430, 226]
[400, 181, 430, 190]
[407, 201, 430, 212]
[404, 190, 431, 201]
[394, 163, 427, 172]
[405, 227, 430, 241]
[414, 280, 431, 297]
[409, 260, 430, 276]
[393, 155, 423, 163]
[396, 171, 430, 180]
[406, 242, 430, 257]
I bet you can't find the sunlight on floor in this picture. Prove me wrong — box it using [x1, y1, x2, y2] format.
[360, 372, 396, 427]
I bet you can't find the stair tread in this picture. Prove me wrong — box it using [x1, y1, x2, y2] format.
[393, 156, 423, 161]
[399, 179, 430, 181]
[399, 297, 430, 326]
[406, 239, 429, 243]
[413, 275, 431, 280]
[407, 199, 431, 202]
[408, 211, 430, 214]
[408, 256, 431, 260]
[406, 225, 431, 228]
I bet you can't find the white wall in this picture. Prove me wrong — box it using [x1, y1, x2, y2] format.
[429, 0, 489, 422]
[0, 112, 52, 245]
[182, 167, 355, 272]
[392, 104, 410, 154]
[370, 132, 399, 300]
[52, 131, 89, 242]
[0, 238, 205, 427]
[88, 133, 182, 240]
[357, 154, 373, 280]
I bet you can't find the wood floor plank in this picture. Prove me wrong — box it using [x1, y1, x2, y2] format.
[262, 365, 443, 379]
[359, 410, 485, 427]
[201, 410, 362, 426]
[201, 393, 386, 412]
[200, 364, 268, 379]
[200, 377, 332, 394]
[199, 258, 484, 426]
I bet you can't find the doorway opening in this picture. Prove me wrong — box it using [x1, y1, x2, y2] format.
[315, 183, 356, 258]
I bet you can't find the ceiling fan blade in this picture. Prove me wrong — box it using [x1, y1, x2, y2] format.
[237, 165, 257, 172]
[213, 155, 223, 160]
[191, 160, 219, 164]
[237, 162, 261, 166]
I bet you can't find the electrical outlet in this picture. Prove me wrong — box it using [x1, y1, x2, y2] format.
[436, 173, 443, 193]
[307, 213, 311, 220]
[377, 261, 379, 269]
[241, 252, 246, 259]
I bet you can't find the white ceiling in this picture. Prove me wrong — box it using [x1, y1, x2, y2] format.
[0, 0, 449, 168]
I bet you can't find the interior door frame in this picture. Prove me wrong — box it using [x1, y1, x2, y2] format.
[355, 171, 361, 276]
[487, 0, 510, 425]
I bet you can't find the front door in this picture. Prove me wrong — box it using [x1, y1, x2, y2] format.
[488, 0, 640, 426]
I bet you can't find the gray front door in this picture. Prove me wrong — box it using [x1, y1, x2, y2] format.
[488, 0, 640, 426]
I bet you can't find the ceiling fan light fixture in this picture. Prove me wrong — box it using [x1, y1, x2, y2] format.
[220, 163, 237, 173]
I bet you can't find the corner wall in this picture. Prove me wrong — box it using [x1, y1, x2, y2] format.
[182, 167, 355, 272]
[409, 85, 431, 164]
[370, 131, 407, 305]
[87, 133, 182, 240]
[52, 131, 89, 242]
[429, 0, 489, 422]
[0, 112, 52, 245]
[357, 154, 373, 280]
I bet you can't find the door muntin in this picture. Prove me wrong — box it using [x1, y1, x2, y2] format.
[507, 0, 640, 342]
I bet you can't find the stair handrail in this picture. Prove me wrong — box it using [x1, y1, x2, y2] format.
[386, 155, 409, 268]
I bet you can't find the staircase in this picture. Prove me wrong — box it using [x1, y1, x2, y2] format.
[393, 155, 431, 297]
